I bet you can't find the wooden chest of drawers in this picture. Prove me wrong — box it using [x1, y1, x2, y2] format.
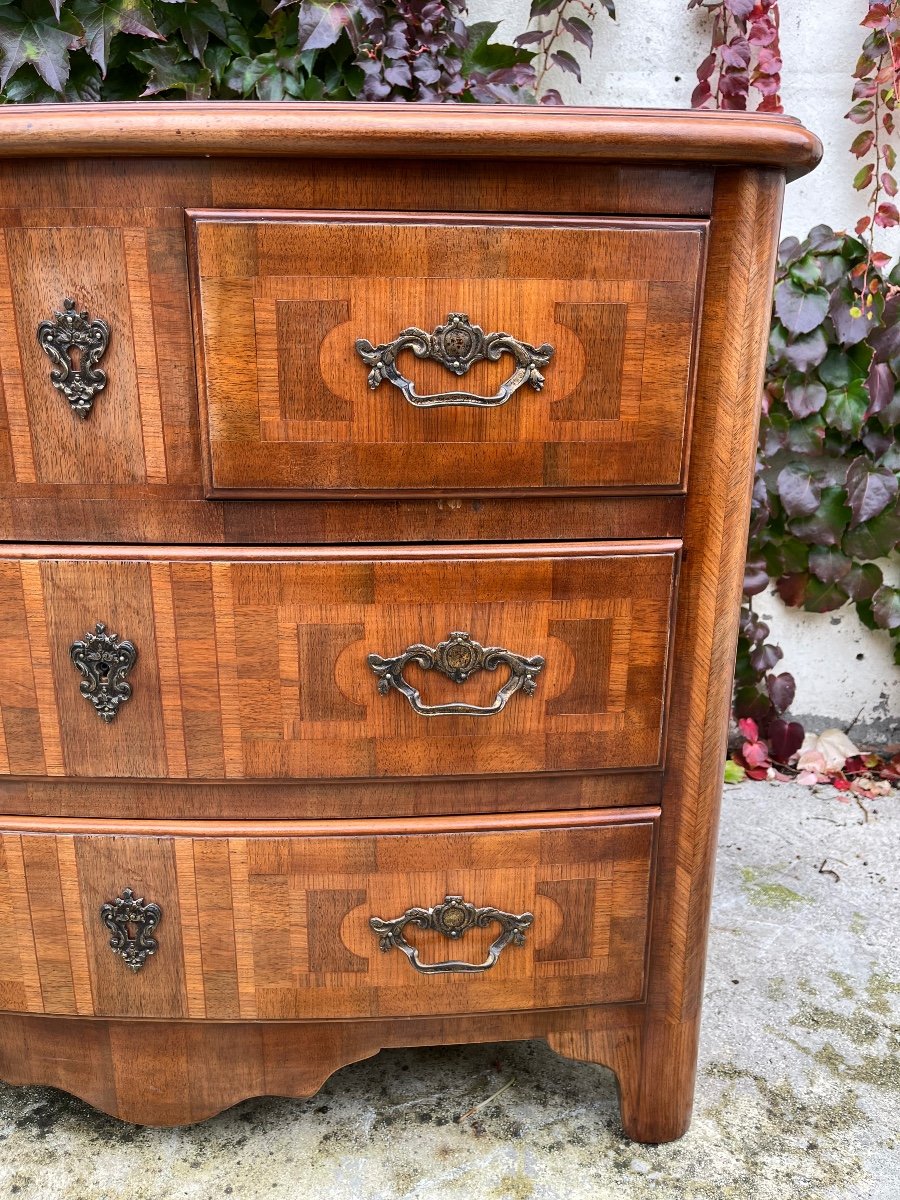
[0, 102, 819, 1141]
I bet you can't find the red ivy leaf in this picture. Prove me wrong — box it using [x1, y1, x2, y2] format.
[862, 3, 892, 28]
[738, 717, 759, 742]
[856, 215, 872, 235]
[847, 99, 875, 123]
[851, 131, 876, 159]
[875, 201, 900, 227]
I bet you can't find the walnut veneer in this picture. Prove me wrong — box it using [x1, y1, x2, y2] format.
[0, 102, 820, 1140]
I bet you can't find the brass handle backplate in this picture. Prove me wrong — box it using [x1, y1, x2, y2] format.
[367, 631, 544, 718]
[37, 298, 110, 418]
[70, 621, 137, 724]
[100, 887, 162, 974]
[355, 312, 554, 408]
[370, 895, 534, 974]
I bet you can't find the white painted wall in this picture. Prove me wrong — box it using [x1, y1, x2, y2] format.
[468, 0, 899, 733]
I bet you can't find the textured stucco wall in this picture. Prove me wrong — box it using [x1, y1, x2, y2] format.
[468, 0, 899, 733]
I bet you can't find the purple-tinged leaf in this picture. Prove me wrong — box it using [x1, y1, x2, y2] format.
[850, 129, 876, 157]
[724, 0, 754, 17]
[529, 0, 563, 18]
[809, 545, 852, 584]
[768, 716, 804, 760]
[750, 642, 783, 672]
[783, 374, 827, 419]
[875, 202, 900, 228]
[844, 561, 883, 602]
[561, 16, 593, 52]
[869, 294, 900, 365]
[774, 277, 829, 334]
[298, 1, 351, 51]
[550, 49, 581, 81]
[846, 99, 875, 123]
[743, 558, 769, 596]
[845, 457, 899, 527]
[789, 487, 851, 546]
[782, 328, 827, 372]
[776, 462, 821, 516]
[514, 29, 551, 46]
[865, 360, 895, 417]
[871, 584, 900, 629]
[721, 38, 751, 69]
[775, 572, 810, 607]
[828, 283, 872, 346]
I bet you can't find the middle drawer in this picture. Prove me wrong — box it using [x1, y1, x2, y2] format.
[0, 541, 678, 781]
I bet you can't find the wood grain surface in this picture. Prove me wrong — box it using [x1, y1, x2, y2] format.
[0, 103, 823, 178]
[0, 104, 817, 1142]
[0, 542, 679, 781]
[0, 808, 657, 1022]
[190, 212, 705, 494]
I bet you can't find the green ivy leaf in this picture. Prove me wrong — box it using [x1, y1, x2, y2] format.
[0, 9, 74, 92]
[788, 486, 851, 546]
[774, 277, 829, 335]
[788, 254, 823, 288]
[842, 503, 900, 558]
[132, 42, 211, 96]
[785, 412, 826, 455]
[72, 0, 163, 76]
[803, 576, 849, 613]
[822, 380, 868, 436]
[175, 0, 227, 61]
[724, 758, 746, 784]
[817, 344, 864, 389]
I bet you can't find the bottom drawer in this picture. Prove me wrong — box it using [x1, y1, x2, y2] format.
[0, 809, 657, 1021]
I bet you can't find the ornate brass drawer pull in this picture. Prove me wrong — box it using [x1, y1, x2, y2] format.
[355, 312, 554, 408]
[37, 298, 110, 418]
[70, 622, 137, 723]
[100, 887, 162, 973]
[370, 895, 534, 975]
[367, 630, 544, 718]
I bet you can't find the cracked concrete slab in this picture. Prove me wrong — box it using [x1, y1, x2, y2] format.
[0, 781, 896, 1200]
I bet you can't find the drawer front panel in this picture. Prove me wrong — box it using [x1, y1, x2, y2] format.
[0, 543, 677, 781]
[190, 212, 706, 495]
[0, 811, 656, 1020]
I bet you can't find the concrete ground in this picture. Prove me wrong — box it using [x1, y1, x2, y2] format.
[0, 781, 896, 1200]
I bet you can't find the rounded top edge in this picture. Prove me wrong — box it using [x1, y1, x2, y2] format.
[0, 101, 823, 178]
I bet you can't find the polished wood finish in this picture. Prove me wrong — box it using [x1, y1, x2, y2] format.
[0, 808, 657, 1020]
[0, 104, 819, 1141]
[190, 212, 705, 495]
[0, 541, 678, 781]
[0, 103, 822, 179]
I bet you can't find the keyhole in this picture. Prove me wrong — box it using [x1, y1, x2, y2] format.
[68, 345, 83, 373]
[96, 661, 110, 681]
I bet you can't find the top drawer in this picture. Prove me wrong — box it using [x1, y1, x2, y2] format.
[189, 212, 707, 496]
